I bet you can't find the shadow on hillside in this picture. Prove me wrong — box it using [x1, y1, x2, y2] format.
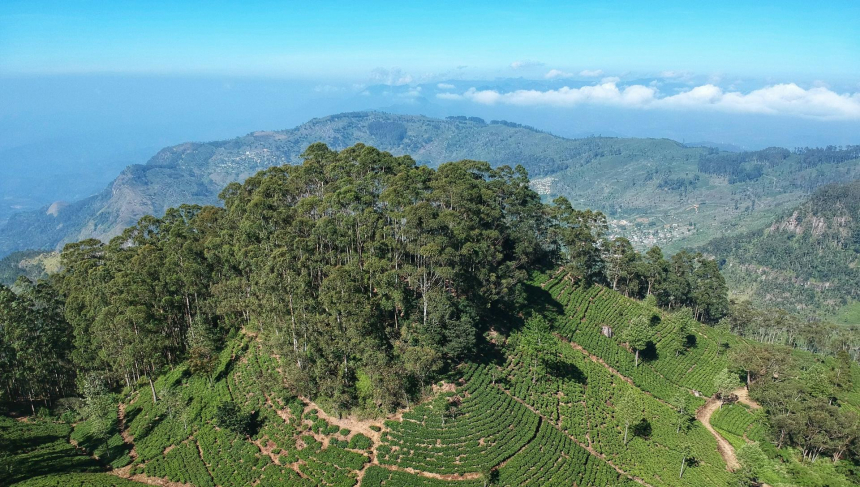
[545, 358, 586, 384]
[469, 282, 568, 374]
[640, 342, 659, 363]
[0, 438, 103, 485]
[123, 405, 142, 426]
[632, 419, 652, 440]
[1, 431, 64, 455]
[522, 283, 565, 324]
[74, 423, 133, 464]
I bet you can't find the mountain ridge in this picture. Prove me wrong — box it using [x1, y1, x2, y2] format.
[3, 111, 860, 258]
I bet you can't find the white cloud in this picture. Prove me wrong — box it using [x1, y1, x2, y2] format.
[448, 81, 860, 120]
[437, 83, 455, 89]
[436, 92, 463, 100]
[545, 69, 573, 79]
[371, 67, 413, 86]
[579, 69, 604, 78]
[659, 70, 686, 79]
[511, 60, 544, 69]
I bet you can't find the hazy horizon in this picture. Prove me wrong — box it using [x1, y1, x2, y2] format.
[2, 1, 859, 220]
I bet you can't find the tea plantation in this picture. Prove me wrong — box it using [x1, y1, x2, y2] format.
[3, 274, 860, 486]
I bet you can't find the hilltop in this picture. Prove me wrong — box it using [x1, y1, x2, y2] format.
[2, 112, 859, 258]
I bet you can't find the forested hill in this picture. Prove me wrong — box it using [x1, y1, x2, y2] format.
[704, 180, 860, 324]
[2, 111, 859, 258]
[2, 144, 860, 487]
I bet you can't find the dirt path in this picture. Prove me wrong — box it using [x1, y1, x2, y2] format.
[374, 463, 484, 481]
[734, 387, 761, 410]
[696, 392, 741, 471]
[302, 399, 386, 444]
[111, 471, 194, 487]
[117, 402, 138, 461]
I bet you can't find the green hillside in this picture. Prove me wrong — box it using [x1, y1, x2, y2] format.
[2, 112, 859, 259]
[0, 250, 60, 286]
[6, 277, 857, 486]
[704, 180, 860, 324]
[2, 144, 859, 486]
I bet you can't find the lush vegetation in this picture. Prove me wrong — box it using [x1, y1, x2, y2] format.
[0, 416, 146, 486]
[706, 179, 860, 332]
[0, 250, 59, 286]
[4, 143, 726, 417]
[2, 143, 859, 487]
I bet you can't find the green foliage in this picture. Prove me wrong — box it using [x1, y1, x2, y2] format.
[714, 369, 743, 406]
[0, 416, 107, 485]
[54, 143, 558, 412]
[14, 473, 150, 486]
[0, 250, 56, 286]
[347, 433, 372, 450]
[621, 315, 651, 367]
[3, 139, 858, 487]
[215, 401, 252, 436]
[68, 374, 132, 468]
[0, 279, 75, 410]
[707, 180, 860, 324]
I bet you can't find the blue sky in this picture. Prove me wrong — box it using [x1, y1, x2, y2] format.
[2, 1, 858, 82]
[1, 1, 859, 219]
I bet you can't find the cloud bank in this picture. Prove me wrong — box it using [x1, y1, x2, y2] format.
[511, 60, 544, 69]
[544, 69, 572, 79]
[436, 80, 860, 120]
[579, 69, 604, 77]
[544, 69, 603, 79]
[371, 67, 413, 86]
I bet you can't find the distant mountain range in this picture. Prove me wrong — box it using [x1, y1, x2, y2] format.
[2, 111, 859, 258]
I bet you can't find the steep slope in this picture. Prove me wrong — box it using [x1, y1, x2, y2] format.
[3, 112, 859, 257]
[704, 180, 860, 322]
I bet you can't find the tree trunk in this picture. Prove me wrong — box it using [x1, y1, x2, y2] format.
[624, 422, 629, 445]
[635, 349, 639, 367]
[149, 376, 158, 404]
[679, 456, 686, 478]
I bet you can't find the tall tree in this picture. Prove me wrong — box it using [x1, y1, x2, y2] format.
[622, 315, 651, 367]
[616, 387, 642, 446]
[714, 368, 742, 409]
[520, 315, 555, 384]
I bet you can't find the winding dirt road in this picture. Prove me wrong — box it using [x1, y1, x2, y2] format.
[696, 390, 745, 471]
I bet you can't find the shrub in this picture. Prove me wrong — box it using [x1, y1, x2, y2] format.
[214, 401, 252, 436]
